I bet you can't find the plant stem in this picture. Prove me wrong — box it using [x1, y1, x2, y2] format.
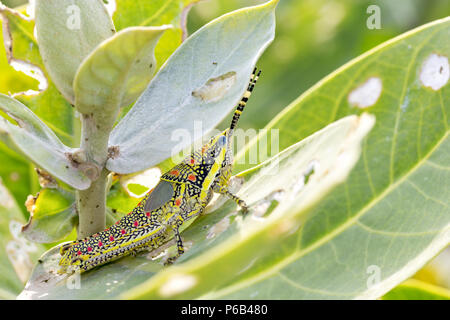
[76, 168, 109, 239]
[75, 112, 113, 239]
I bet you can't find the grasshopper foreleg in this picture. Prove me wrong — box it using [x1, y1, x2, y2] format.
[223, 189, 248, 213]
[213, 183, 248, 213]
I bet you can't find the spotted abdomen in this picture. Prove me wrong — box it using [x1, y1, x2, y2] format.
[58, 181, 178, 273]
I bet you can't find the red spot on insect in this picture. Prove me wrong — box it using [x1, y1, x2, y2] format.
[109, 236, 114, 241]
[87, 247, 92, 252]
[134, 221, 139, 227]
[115, 221, 120, 225]
[98, 241, 103, 247]
[170, 169, 180, 176]
[202, 146, 206, 153]
[190, 158, 195, 165]
[188, 174, 196, 182]
[121, 229, 126, 235]
[175, 198, 181, 206]
[146, 212, 151, 217]
[77, 251, 82, 255]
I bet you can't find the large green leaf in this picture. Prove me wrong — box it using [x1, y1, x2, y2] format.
[0, 180, 44, 299]
[107, 0, 278, 174]
[18, 114, 374, 299]
[221, 18, 450, 299]
[35, 0, 115, 103]
[382, 279, 450, 300]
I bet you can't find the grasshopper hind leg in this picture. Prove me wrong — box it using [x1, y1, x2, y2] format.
[164, 219, 185, 265]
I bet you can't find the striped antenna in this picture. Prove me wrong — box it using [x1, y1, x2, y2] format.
[230, 67, 261, 130]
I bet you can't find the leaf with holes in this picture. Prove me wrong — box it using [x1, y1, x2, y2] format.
[227, 17, 450, 299]
[18, 114, 374, 299]
[21, 188, 77, 244]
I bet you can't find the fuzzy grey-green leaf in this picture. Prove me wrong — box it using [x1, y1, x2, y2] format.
[107, 0, 279, 174]
[74, 26, 170, 114]
[0, 94, 91, 190]
[35, 0, 115, 103]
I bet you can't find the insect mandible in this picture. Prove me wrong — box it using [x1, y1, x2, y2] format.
[58, 68, 261, 273]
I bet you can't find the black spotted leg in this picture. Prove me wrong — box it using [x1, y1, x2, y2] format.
[165, 219, 185, 265]
[223, 189, 248, 213]
[212, 182, 248, 213]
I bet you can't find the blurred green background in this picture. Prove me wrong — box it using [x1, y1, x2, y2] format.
[1, 0, 449, 295]
[187, 0, 450, 130]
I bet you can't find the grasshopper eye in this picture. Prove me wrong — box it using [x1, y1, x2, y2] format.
[218, 135, 227, 147]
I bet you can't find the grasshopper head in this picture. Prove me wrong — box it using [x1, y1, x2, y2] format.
[200, 129, 229, 166]
[178, 129, 230, 190]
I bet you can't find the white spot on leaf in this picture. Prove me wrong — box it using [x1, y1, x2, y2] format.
[348, 77, 382, 108]
[0, 184, 15, 209]
[207, 216, 231, 239]
[10, 60, 47, 92]
[292, 160, 319, 196]
[419, 53, 449, 91]
[122, 167, 161, 198]
[192, 71, 236, 103]
[252, 189, 285, 219]
[159, 274, 197, 297]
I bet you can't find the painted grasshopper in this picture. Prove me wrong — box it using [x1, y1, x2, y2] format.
[58, 68, 261, 273]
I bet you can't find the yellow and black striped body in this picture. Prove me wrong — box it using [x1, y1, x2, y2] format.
[58, 68, 261, 273]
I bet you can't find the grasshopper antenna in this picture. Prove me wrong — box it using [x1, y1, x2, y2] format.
[229, 67, 261, 130]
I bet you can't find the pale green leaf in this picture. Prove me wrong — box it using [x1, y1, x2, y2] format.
[0, 94, 91, 190]
[74, 26, 170, 114]
[107, 0, 279, 174]
[35, 0, 115, 103]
